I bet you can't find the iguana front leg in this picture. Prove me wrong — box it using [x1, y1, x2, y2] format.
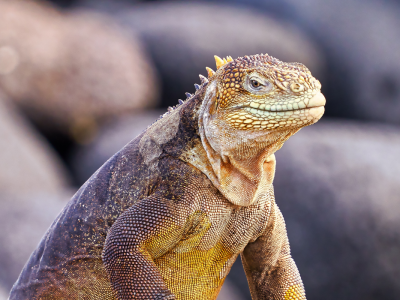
[242, 203, 305, 300]
[102, 195, 184, 300]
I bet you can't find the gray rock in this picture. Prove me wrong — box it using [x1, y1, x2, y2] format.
[76, 0, 139, 12]
[0, 93, 70, 194]
[274, 119, 400, 300]
[0, 191, 72, 291]
[0, 0, 159, 141]
[0, 285, 7, 300]
[217, 278, 246, 300]
[117, 2, 325, 107]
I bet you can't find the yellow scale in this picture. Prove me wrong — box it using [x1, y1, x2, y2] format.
[147, 211, 234, 300]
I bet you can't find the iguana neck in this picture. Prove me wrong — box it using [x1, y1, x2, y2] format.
[180, 82, 299, 206]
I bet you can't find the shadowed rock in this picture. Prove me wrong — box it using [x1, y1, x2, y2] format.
[0, 92, 70, 194]
[0, 0, 159, 142]
[0, 191, 72, 292]
[0, 285, 7, 300]
[275, 119, 400, 300]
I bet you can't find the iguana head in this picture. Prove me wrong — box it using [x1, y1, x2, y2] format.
[204, 54, 325, 133]
[190, 54, 325, 206]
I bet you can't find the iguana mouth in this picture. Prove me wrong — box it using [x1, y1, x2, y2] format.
[239, 92, 326, 114]
[243, 107, 318, 116]
[226, 92, 325, 130]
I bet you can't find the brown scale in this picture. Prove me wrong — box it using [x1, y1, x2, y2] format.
[218, 66, 246, 109]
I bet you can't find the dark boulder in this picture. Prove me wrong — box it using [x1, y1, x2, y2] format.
[116, 2, 325, 107]
[274, 119, 400, 300]
[0, 92, 70, 194]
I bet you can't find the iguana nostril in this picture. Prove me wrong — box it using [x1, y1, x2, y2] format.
[307, 92, 326, 108]
[290, 82, 304, 92]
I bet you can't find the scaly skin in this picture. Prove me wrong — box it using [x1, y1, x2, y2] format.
[9, 54, 325, 300]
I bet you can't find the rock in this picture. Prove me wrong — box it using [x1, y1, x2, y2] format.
[0, 285, 7, 300]
[0, 0, 159, 142]
[0, 92, 70, 194]
[116, 2, 325, 107]
[278, 0, 400, 125]
[0, 191, 72, 291]
[76, 0, 139, 12]
[72, 110, 163, 184]
[224, 259, 251, 300]
[273, 119, 400, 300]
[43, 0, 78, 9]
[0, 76, 72, 293]
[217, 278, 246, 300]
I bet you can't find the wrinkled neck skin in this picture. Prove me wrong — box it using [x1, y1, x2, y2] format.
[197, 82, 299, 206]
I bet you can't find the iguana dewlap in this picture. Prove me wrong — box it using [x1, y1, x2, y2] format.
[9, 54, 325, 300]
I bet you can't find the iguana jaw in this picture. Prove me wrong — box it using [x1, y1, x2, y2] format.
[224, 92, 325, 131]
[234, 91, 326, 112]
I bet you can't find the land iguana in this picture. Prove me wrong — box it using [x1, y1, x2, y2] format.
[9, 54, 325, 300]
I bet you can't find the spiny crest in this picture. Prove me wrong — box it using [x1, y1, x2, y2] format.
[206, 67, 215, 78]
[177, 73, 211, 108]
[214, 55, 234, 69]
[205, 55, 234, 79]
[199, 74, 208, 84]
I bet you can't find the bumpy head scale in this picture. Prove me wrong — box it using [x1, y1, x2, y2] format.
[202, 53, 325, 132]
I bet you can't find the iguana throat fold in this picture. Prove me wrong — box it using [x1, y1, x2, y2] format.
[198, 81, 296, 206]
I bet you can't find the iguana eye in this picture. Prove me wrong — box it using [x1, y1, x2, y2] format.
[244, 73, 272, 95]
[250, 79, 262, 88]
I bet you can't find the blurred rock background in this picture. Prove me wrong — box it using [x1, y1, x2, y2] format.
[1, 0, 399, 299]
